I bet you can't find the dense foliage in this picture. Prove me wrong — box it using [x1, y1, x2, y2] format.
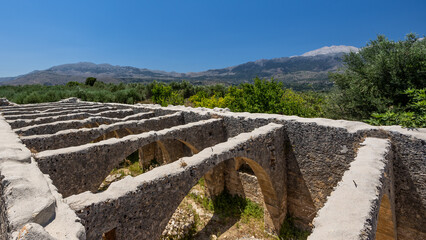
[329, 33, 425, 126]
[85, 77, 97, 86]
[366, 88, 426, 128]
[0, 78, 325, 118]
[0, 82, 147, 104]
[189, 78, 324, 117]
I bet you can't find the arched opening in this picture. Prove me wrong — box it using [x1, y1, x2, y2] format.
[81, 121, 109, 130]
[161, 157, 281, 239]
[376, 194, 396, 240]
[234, 157, 281, 233]
[233, 158, 266, 211]
[91, 126, 144, 143]
[98, 138, 197, 191]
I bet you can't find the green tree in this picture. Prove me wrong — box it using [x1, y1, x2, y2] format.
[151, 83, 184, 106]
[85, 77, 97, 86]
[329, 33, 426, 120]
[66, 81, 81, 87]
[367, 88, 426, 128]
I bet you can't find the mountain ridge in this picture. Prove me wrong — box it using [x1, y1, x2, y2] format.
[1, 45, 357, 89]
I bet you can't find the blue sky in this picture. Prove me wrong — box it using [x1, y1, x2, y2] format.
[0, 0, 424, 77]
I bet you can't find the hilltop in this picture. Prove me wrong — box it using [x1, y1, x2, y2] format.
[1, 45, 358, 89]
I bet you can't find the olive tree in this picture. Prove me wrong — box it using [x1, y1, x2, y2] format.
[329, 33, 425, 120]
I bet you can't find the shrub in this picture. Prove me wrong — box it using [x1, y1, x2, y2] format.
[85, 77, 97, 86]
[66, 81, 81, 87]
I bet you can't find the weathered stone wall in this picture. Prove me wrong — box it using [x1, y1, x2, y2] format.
[386, 131, 426, 239]
[309, 138, 393, 240]
[3, 106, 122, 120]
[216, 114, 361, 229]
[22, 112, 182, 151]
[34, 119, 226, 197]
[65, 123, 286, 240]
[15, 111, 155, 136]
[0, 99, 425, 239]
[0, 115, 85, 240]
[7, 108, 139, 129]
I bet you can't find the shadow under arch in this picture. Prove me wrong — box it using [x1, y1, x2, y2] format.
[158, 141, 287, 239]
[97, 126, 199, 163]
[91, 126, 145, 143]
[237, 156, 280, 225]
[141, 139, 196, 166]
[98, 138, 201, 192]
[88, 126, 227, 195]
[192, 156, 282, 238]
[71, 123, 288, 240]
[177, 139, 200, 154]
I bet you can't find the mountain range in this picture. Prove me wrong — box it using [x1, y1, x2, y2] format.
[0, 45, 358, 90]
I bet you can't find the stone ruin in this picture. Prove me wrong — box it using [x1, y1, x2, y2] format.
[0, 97, 424, 240]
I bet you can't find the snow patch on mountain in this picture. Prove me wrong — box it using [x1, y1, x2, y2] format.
[301, 45, 359, 57]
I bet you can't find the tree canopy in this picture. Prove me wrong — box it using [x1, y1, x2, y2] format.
[85, 77, 97, 86]
[329, 33, 426, 121]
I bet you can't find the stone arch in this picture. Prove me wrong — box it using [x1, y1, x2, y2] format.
[177, 139, 199, 154]
[159, 143, 286, 236]
[137, 139, 198, 167]
[229, 156, 282, 232]
[237, 157, 278, 206]
[95, 126, 198, 174]
[67, 123, 287, 239]
[100, 138, 199, 191]
[100, 136, 203, 193]
[36, 119, 226, 197]
[91, 125, 137, 143]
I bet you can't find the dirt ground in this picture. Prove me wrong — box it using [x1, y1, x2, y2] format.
[167, 184, 279, 240]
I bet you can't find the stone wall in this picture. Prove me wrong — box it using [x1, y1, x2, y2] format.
[387, 131, 426, 239]
[309, 138, 393, 240]
[22, 112, 182, 151]
[15, 111, 155, 136]
[8, 108, 139, 129]
[34, 119, 226, 197]
[65, 123, 286, 240]
[0, 115, 85, 240]
[0, 99, 425, 239]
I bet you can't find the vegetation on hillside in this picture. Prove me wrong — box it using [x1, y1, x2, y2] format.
[1, 34, 424, 127]
[0, 78, 325, 118]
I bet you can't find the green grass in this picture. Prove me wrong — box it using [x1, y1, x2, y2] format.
[128, 161, 143, 175]
[189, 192, 214, 212]
[278, 215, 310, 240]
[109, 150, 144, 177]
[189, 189, 264, 221]
[197, 177, 205, 189]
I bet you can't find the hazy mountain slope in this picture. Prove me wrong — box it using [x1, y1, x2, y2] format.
[189, 53, 347, 83]
[47, 62, 182, 78]
[1, 45, 357, 87]
[0, 77, 15, 82]
[1, 63, 181, 86]
[1, 71, 88, 86]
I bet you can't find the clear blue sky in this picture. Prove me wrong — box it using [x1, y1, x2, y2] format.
[0, 0, 425, 77]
